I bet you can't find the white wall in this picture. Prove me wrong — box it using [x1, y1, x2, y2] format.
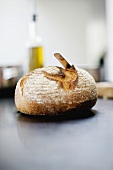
[105, 0, 113, 82]
[38, 0, 106, 67]
[0, 0, 106, 70]
[0, 0, 30, 66]
[37, 0, 91, 66]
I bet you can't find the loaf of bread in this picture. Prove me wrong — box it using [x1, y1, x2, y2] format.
[15, 53, 97, 115]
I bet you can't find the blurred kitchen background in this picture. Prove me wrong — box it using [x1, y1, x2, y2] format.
[0, 0, 113, 98]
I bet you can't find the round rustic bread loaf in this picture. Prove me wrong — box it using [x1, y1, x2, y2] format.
[15, 65, 97, 115]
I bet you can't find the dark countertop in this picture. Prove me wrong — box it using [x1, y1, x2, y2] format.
[0, 98, 113, 170]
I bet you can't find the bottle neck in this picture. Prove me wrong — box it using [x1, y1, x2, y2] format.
[26, 14, 42, 48]
[29, 20, 37, 40]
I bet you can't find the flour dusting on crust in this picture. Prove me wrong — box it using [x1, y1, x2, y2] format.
[17, 66, 97, 107]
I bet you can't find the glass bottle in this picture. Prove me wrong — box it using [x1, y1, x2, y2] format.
[26, 5, 44, 72]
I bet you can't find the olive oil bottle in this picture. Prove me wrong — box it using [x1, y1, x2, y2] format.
[29, 46, 43, 71]
[27, 0, 44, 72]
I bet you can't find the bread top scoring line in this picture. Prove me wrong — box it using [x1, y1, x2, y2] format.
[42, 53, 78, 91]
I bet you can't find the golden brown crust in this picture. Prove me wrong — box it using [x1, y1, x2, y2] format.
[42, 66, 78, 91]
[20, 74, 29, 95]
[54, 53, 71, 69]
[15, 53, 97, 116]
[15, 83, 97, 115]
[15, 66, 97, 116]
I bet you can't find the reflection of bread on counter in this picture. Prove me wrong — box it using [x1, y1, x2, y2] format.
[15, 53, 97, 115]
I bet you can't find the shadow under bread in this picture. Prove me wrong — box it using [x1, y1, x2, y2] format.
[16, 109, 97, 123]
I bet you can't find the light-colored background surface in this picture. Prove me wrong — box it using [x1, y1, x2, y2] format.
[2, 0, 113, 82]
[0, 0, 106, 68]
[105, 0, 113, 82]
